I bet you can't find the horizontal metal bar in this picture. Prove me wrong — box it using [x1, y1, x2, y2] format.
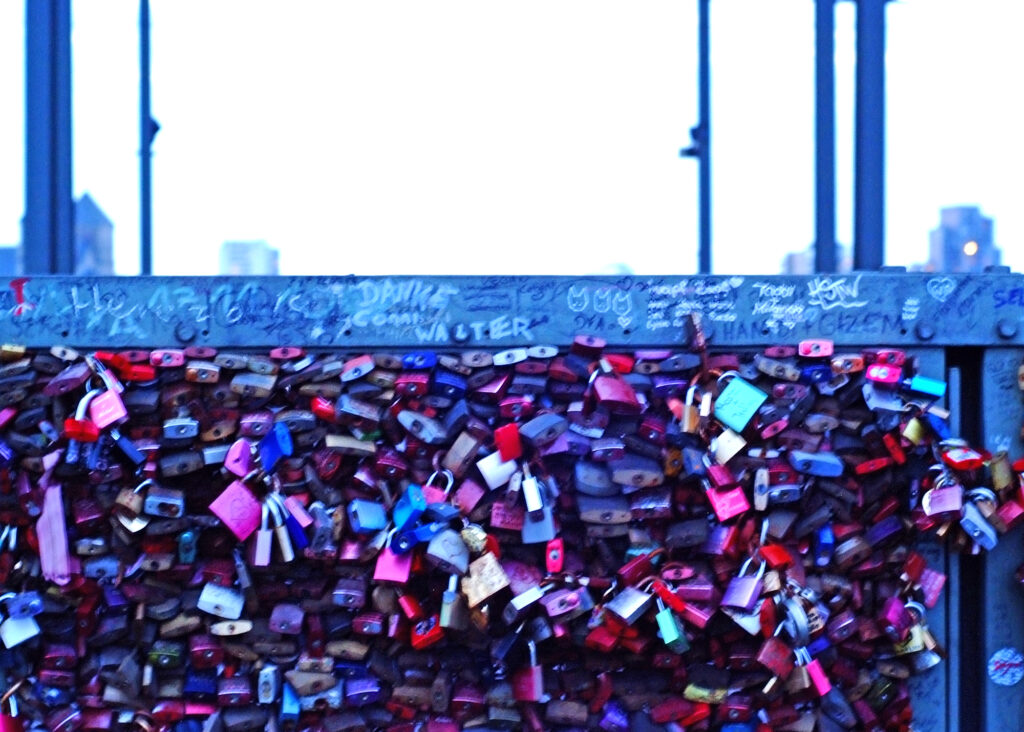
[0, 273, 1021, 349]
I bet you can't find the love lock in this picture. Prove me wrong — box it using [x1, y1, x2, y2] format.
[0, 335, 986, 730]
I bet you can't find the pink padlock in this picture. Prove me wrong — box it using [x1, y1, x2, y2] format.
[801, 649, 833, 696]
[373, 531, 413, 584]
[209, 480, 262, 541]
[421, 469, 454, 504]
[877, 595, 914, 642]
[704, 479, 750, 522]
[224, 439, 255, 478]
[85, 354, 128, 429]
[921, 479, 963, 517]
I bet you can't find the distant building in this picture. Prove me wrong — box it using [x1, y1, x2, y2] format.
[75, 193, 115, 275]
[781, 244, 851, 274]
[219, 241, 279, 275]
[0, 247, 20, 276]
[926, 206, 1000, 272]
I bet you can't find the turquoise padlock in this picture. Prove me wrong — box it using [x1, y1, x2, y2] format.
[713, 372, 767, 432]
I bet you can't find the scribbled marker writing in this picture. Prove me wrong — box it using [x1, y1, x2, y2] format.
[9, 278, 35, 316]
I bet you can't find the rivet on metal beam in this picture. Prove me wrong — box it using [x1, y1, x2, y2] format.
[914, 322, 935, 341]
[174, 322, 197, 344]
[996, 319, 1018, 340]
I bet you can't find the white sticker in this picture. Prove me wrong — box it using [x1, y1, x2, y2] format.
[988, 647, 1024, 686]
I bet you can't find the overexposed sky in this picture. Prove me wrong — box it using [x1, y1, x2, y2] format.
[1, 1, 1022, 275]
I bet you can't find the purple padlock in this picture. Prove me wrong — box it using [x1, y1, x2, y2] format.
[878, 595, 915, 642]
[721, 557, 765, 612]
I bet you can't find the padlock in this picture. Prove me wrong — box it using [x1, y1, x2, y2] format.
[461, 552, 510, 608]
[374, 530, 413, 584]
[0, 681, 24, 732]
[86, 356, 128, 429]
[604, 585, 654, 625]
[114, 478, 150, 519]
[142, 483, 185, 518]
[713, 372, 768, 432]
[209, 479, 263, 541]
[722, 558, 765, 612]
[347, 499, 388, 534]
[654, 595, 689, 653]
[425, 528, 469, 575]
[520, 503, 556, 544]
[249, 503, 273, 567]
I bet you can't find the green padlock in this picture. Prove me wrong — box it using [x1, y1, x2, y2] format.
[655, 598, 689, 654]
[713, 372, 767, 432]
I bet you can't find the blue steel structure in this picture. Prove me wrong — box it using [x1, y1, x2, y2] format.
[815, 0, 837, 274]
[18, 4, 1017, 725]
[23, 0, 74, 275]
[2, 272, 1021, 730]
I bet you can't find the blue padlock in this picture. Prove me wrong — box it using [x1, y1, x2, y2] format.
[402, 350, 437, 369]
[925, 412, 951, 440]
[813, 523, 835, 567]
[347, 499, 388, 534]
[392, 484, 426, 533]
[902, 374, 947, 399]
[271, 495, 309, 551]
[258, 422, 293, 472]
[799, 363, 832, 385]
[394, 521, 446, 554]
[280, 681, 300, 723]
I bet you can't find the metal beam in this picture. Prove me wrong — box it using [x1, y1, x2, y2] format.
[24, 0, 74, 274]
[815, 0, 836, 273]
[854, 0, 886, 270]
[697, 0, 711, 274]
[140, 0, 155, 275]
[0, 273, 1020, 349]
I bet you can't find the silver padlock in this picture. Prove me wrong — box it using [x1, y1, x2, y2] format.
[197, 583, 245, 620]
[960, 494, 998, 550]
[477, 451, 518, 490]
[521, 504, 556, 544]
[576, 495, 630, 525]
[521, 465, 545, 518]
[0, 613, 40, 648]
[258, 663, 281, 704]
[604, 586, 654, 625]
[142, 484, 186, 518]
[425, 529, 469, 575]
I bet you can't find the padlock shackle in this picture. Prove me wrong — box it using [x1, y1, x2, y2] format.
[0, 678, 24, 713]
[425, 469, 455, 497]
[75, 387, 104, 419]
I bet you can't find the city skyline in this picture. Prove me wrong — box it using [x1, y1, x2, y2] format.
[2, 2, 1022, 276]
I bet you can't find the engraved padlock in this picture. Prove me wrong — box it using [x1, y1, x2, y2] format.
[713, 371, 768, 432]
[425, 528, 469, 575]
[921, 472, 963, 517]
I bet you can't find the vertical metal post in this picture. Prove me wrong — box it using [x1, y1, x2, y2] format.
[697, 0, 711, 274]
[24, 0, 74, 274]
[854, 0, 886, 270]
[815, 0, 836, 273]
[140, 0, 154, 275]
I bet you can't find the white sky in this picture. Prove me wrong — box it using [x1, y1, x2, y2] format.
[1, 1, 1022, 276]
